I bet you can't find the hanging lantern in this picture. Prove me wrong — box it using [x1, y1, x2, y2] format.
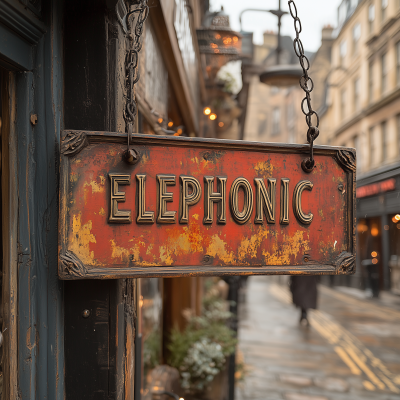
[260, 64, 303, 87]
[197, 7, 242, 80]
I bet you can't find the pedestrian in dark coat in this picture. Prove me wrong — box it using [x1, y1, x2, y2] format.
[290, 276, 318, 325]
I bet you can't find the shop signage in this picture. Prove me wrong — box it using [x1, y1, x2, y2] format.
[59, 131, 356, 279]
[356, 178, 396, 198]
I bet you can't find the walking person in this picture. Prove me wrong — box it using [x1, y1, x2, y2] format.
[290, 276, 319, 325]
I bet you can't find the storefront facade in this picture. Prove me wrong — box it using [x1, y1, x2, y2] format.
[356, 163, 400, 294]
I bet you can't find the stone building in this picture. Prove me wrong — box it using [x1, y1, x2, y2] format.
[319, 0, 400, 293]
[241, 27, 333, 146]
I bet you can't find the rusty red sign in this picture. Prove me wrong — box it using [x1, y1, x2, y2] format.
[59, 131, 356, 279]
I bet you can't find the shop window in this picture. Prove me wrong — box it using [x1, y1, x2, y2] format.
[389, 214, 400, 293]
[140, 278, 163, 400]
[357, 217, 383, 294]
[145, 24, 168, 121]
[381, 52, 388, 95]
[368, 4, 375, 34]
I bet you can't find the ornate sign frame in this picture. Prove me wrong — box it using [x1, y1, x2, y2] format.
[59, 131, 356, 280]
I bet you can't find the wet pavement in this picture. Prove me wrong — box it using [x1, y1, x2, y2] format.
[236, 277, 400, 400]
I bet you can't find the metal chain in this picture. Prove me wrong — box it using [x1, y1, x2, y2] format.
[288, 0, 319, 172]
[124, 0, 149, 135]
[123, 0, 149, 163]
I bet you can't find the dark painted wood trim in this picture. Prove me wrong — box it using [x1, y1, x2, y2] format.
[0, 24, 33, 70]
[0, 0, 46, 44]
[1, 68, 19, 400]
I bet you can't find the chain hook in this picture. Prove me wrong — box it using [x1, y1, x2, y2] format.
[124, 123, 139, 165]
[288, 0, 320, 173]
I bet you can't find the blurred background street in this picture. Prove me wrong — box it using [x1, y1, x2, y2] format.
[236, 277, 400, 400]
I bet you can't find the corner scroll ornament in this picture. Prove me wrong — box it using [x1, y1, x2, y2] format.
[336, 150, 356, 172]
[60, 251, 88, 278]
[61, 131, 89, 156]
[335, 252, 355, 274]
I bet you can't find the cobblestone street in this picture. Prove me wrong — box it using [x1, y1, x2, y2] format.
[236, 277, 400, 400]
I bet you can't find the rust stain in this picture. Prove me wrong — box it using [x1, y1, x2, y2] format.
[69, 213, 97, 265]
[254, 161, 274, 176]
[84, 177, 105, 193]
[206, 235, 236, 264]
[263, 230, 310, 265]
[158, 219, 205, 265]
[238, 228, 269, 261]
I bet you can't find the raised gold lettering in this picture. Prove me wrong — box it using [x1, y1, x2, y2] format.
[136, 175, 155, 224]
[254, 178, 276, 224]
[230, 178, 253, 224]
[180, 176, 201, 224]
[293, 180, 314, 225]
[109, 174, 131, 224]
[204, 176, 227, 224]
[157, 175, 177, 224]
[280, 178, 290, 225]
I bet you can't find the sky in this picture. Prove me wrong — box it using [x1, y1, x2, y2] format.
[210, 0, 343, 52]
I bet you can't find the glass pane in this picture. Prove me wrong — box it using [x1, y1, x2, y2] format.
[141, 278, 163, 400]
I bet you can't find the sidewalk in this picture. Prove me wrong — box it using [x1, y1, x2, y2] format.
[236, 276, 400, 400]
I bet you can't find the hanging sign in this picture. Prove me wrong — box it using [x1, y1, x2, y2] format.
[59, 131, 356, 279]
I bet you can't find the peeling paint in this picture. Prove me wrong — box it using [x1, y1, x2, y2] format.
[84, 178, 105, 193]
[254, 161, 274, 176]
[69, 214, 97, 265]
[262, 231, 310, 265]
[206, 235, 236, 264]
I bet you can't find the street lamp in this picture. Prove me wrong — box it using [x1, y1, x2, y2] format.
[240, 0, 303, 87]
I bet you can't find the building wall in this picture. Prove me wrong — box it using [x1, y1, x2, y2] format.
[323, 0, 400, 175]
[243, 29, 332, 146]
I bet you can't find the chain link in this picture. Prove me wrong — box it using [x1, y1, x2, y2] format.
[124, 0, 149, 134]
[288, 0, 319, 172]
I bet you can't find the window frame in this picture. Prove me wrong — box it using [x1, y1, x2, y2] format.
[381, 52, 388, 95]
[339, 40, 347, 65]
[381, 120, 388, 162]
[352, 23, 361, 54]
[353, 77, 360, 112]
[368, 3, 375, 34]
[271, 107, 280, 136]
[369, 61, 374, 103]
[381, 0, 388, 22]
[340, 88, 347, 121]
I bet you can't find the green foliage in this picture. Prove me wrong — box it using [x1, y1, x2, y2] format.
[143, 327, 161, 371]
[167, 287, 237, 393]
